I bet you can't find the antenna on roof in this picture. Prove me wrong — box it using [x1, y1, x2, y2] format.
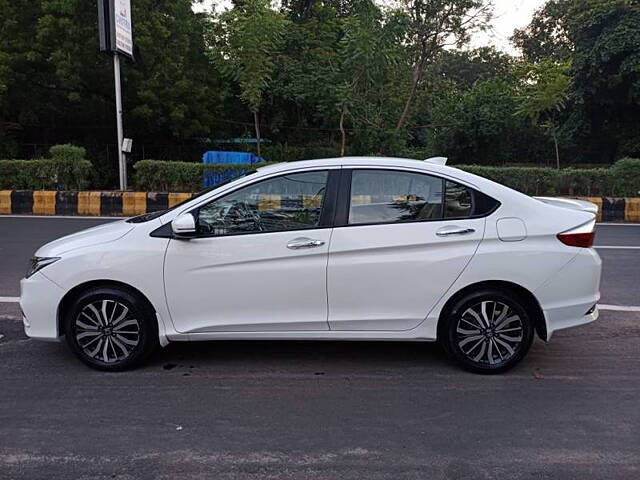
[424, 157, 447, 165]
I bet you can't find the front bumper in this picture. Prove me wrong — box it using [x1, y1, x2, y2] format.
[20, 272, 65, 341]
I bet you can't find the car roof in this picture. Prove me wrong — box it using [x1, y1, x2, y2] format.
[259, 156, 450, 174]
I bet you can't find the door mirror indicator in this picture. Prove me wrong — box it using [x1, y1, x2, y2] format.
[171, 213, 197, 238]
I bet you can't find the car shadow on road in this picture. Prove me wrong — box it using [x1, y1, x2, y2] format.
[148, 339, 454, 374]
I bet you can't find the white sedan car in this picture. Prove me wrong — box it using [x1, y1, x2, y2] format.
[20, 157, 601, 373]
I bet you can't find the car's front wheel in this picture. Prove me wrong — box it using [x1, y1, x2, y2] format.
[440, 289, 534, 374]
[64, 286, 158, 371]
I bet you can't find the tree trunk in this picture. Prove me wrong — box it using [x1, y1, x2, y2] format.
[553, 130, 560, 169]
[339, 109, 346, 157]
[253, 110, 261, 157]
[395, 58, 424, 133]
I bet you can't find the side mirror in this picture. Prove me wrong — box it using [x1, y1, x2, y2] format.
[171, 213, 196, 238]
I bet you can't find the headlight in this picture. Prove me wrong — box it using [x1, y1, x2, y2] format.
[26, 256, 61, 279]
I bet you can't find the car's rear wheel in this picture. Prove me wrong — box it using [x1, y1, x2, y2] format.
[64, 287, 158, 371]
[440, 289, 534, 374]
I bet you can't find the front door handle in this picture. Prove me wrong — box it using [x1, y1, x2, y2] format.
[287, 237, 325, 250]
[436, 226, 475, 237]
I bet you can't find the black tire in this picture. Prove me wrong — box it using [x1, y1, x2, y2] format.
[440, 289, 534, 374]
[64, 286, 158, 371]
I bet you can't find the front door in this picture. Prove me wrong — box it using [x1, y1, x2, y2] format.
[328, 168, 485, 331]
[164, 169, 335, 333]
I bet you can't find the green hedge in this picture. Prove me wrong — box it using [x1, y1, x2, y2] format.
[459, 158, 640, 197]
[133, 160, 280, 192]
[134, 157, 640, 196]
[0, 144, 92, 190]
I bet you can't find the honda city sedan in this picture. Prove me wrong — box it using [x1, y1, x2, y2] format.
[20, 157, 602, 373]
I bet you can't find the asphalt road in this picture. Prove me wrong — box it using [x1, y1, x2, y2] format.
[1, 217, 639, 479]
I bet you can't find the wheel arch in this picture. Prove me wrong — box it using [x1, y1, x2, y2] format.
[57, 279, 159, 338]
[436, 280, 547, 341]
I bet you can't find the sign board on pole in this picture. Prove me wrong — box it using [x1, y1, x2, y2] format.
[113, 0, 133, 58]
[97, 0, 134, 59]
[122, 138, 133, 153]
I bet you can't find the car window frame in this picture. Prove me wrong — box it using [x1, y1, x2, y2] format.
[185, 168, 340, 239]
[334, 167, 498, 228]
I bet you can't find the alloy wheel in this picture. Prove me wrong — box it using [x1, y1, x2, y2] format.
[74, 299, 140, 364]
[455, 300, 524, 366]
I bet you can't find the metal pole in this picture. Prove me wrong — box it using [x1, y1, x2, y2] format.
[113, 53, 127, 190]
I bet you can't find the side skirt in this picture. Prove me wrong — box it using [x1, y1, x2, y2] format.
[166, 331, 438, 342]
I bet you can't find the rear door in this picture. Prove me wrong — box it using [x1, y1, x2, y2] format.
[327, 167, 486, 331]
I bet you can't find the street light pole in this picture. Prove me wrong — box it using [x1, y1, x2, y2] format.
[113, 53, 127, 190]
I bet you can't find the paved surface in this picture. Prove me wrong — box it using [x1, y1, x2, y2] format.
[0, 217, 639, 479]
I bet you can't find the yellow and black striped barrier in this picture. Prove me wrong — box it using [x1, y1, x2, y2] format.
[0, 191, 193, 217]
[0, 190, 639, 221]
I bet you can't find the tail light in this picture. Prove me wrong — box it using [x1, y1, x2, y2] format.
[557, 219, 596, 248]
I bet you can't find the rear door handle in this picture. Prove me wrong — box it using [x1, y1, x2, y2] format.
[436, 226, 475, 237]
[287, 237, 325, 249]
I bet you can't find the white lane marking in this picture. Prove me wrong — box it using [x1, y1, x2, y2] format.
[599, 304, 640, 312]
[0, 214, 121, 220]
[0, 297, 19, 303]
[597, 223, 640, 226]
[595, 246, 640, 250]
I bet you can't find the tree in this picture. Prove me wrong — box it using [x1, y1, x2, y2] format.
[213, 0, 289, 156]
[511, 0, 574, 62]
[565, 0, 640, 160]
[394, 0, 493, 133]
[331, 0, 404, 155]
[0, 0, 223, 164]
[516, 61, 570, 169]
[420, 77, 545, 165]
[432, 47, 514, 89]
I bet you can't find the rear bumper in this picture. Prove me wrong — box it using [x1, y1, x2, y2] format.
[535, 248, 602, 341]
[20, 272, 65, 342]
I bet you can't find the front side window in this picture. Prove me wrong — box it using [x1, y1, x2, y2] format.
[196, 170, 328, 236]
[348, 170, 444, 225]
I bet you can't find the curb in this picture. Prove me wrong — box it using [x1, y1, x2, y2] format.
[0, 190, 193, 217]
[0, 190, 639, 222]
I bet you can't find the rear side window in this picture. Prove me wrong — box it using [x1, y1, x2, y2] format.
[348, 170, 443, 225]
[346, 169, 499, 225]
[445, 180, 473, 218]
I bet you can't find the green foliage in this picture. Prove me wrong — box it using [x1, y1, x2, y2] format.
[516, 61, 570, 125]
[49, 144, 87, 162]
[565, 0, 640, 160]
[0, 0, 222, 157]
[423, 78, 543, 165]
[458, 165, 621, 197]
[515, 60, 571, 167]
[132, 158, 640, 197]
[2, 0, 640, 180]
[394, 0, 493, 131]
[609, 158, 640, 197]
[0, 144, 91, 189]
[213, 0, 289, 113]
[511, 0, 574, 62]
[132, 160, 279, 192]
[433, 47, 515, 89]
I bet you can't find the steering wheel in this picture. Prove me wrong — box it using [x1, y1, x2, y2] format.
[226, 202, 264, 232]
